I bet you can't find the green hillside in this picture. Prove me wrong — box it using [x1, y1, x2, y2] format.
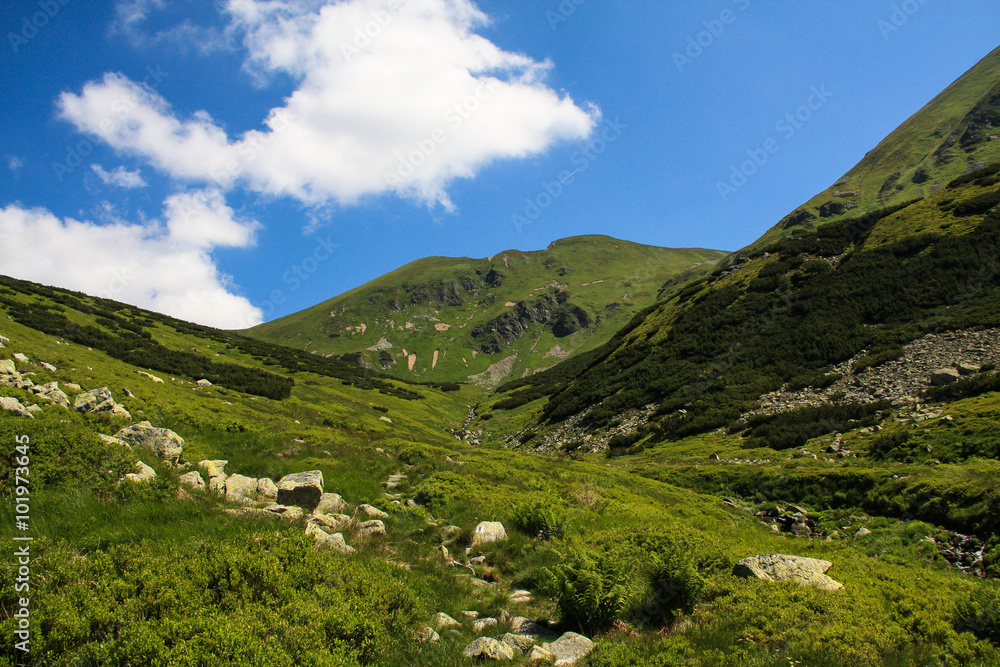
[2, 272, 999, 666]
[246, 237, 728, 387]
[755, 44, 1000, 248]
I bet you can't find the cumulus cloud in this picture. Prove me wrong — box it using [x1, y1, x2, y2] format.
[0, 190, 262, 328]
[92, 164, 148, 189]
[61, 0, 598, 210]
[109, 0, 230, 54]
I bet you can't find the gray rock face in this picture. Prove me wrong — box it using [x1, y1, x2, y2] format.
[0, 359, 17, 374]
[309, 513, 350, 532]
[74, 387, 114, 412]
[509, 617, 557, 639]
[431, 612, 460, 630]
[462, 637, 515, 661]
[528, 645, 556, 663]
[0, 396, 34, 418]
[13, 353, 28, 363]
[305, 523, 356, 554]
[125, 461, 157, 483]
[733, 554, 844, 591]
[115, 422, 185, 463]
[179, 471, 206, 489]
[315, 492, 348, 515]
[277, 471, 325, 509]
[256, 477, 279, 501]
[264, 504, 305, 521]
[360, 519, 386, 536]
[930, 368, 961, 386]
[225, 474, 258, 504]
[35, 382, 69, 407]
[357, 504, 389, 520]
[501, 633, 536, 652]
[542, 632, 595, 666]
[40, 362, 57, 372]
[472, 521, 508, 546]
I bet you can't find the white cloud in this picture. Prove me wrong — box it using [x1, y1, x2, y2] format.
[0, 190, 263, 328]
[61, 0, 598, 210]
[92, 164, 148, 189]
[8, 156, 24, 172]
[109, 0, 230, 54]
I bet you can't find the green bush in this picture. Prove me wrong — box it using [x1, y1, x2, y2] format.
[955, 583, 1000, 645]
[546, 546, 635, 634]
[631, 548, 704, 624]
[509, 499, 567, 540]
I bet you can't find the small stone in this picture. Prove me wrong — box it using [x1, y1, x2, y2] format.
[415, 627, 440, 643]
[542, 632, 595, 666]
[357, 504, 389, 520]
[361, 519, 386, 536]
[473, 617, 498, 632]
[472, 521, 508, 546]
[315, 493, 348, 515]
[125, 461, 157, 483]
[855, 527, 872, 539]
[179, 471, 206, 489]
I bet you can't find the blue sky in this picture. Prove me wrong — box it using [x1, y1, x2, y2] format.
[1, 0, 998, 328]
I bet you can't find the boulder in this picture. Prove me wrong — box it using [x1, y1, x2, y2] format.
[957, 361, 981, 376]
[199, 460, 228, 479]
[528, 645, 556, 663]
[98, 433, 127, 448]
[40, 362, 57, 372]
[135, 370, 164, 383]
[264, 504, 305, 521]
[179, 471, 206, 490]
[64, 383, 82, 392]
[36, 382, 69, 407]
[501, 633, 537, 652]
[315, 492, 348, 515]
[473, 618, 498, 632]
[510, 617, 558, 640]
[431, 612, 460, 630]
[0, 359, 17, 374]
[930, 368, 961, 386]
[94, 399, 132, 420]
[472, 521, 508, 546]
[308, 513, 350, 532]
[509, 590, 533, 604]
[196, 379, 213, 386]
[462, 637, 515, 661]
[225, 474, 258, 504]
[542, 632, 595, 666]
[361, 519, 386, 536]
[276, 471, 325, 509]
[125, 461, 157, 483]
[733, 554, 844, 591]
[0, 396, 33, 418]
[357, 504, 389, 520]
[415, 627, 440, 643]
[256, 477, 279, 501]
[13, 353, 28, 362]
[74, 387, 114, 412]
[305, 523, 356, 554]
[115, 422, 185, 463]
[854, 527, 872, 539]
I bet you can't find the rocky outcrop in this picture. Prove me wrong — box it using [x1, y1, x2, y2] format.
[179, 471, 206, 490]
[0, 396, 34, 418]
[733, 554, 844, 591]
[224, 474, 258, 504]
[74, 387, 132, 420]
[470, 295, 593, 355]
[305, 523, 356, 554]
[199, 460, 228, 493]
[752, 328, 1000, 418]
[115, 422, 185, 463]
[256, 477, 279, 501]
[276, 471, 325, 510]
[431, 612, 460, 630]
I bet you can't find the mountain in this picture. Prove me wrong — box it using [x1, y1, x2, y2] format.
[246, 236, 728, 387]
[755, 44, 1000, 248]
[5, 46, 1000, 667]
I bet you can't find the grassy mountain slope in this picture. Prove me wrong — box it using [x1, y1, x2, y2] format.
[755, 44, 1000, 248]
[246, 236, 728, 387]
[2, 276, 1000, 666]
